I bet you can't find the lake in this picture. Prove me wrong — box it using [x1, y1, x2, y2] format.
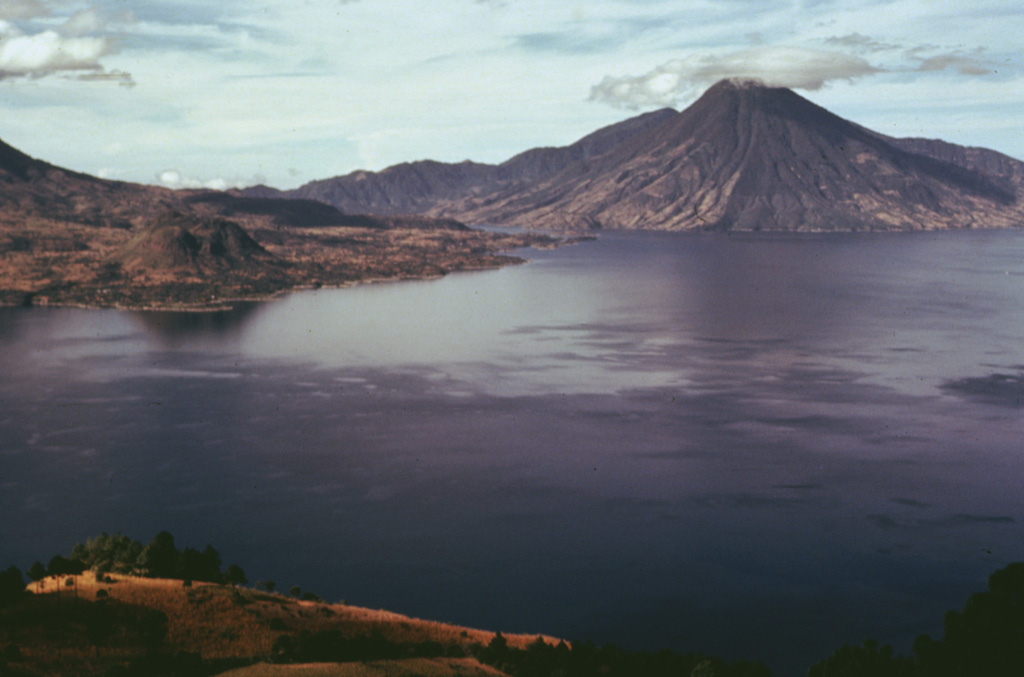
[2, 229, 1023, 674]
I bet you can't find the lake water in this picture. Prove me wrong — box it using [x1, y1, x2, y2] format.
[2, 230, 1024, 674]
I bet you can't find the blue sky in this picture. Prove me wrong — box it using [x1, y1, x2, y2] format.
[1, 0, 1021, 190]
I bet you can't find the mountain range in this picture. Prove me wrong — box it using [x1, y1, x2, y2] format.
[244, 79, 1024, 232]
[0, 131, 558, 309]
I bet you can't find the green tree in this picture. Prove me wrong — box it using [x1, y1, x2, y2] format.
[71, 532, 144, 574]
[224, 564, 248, 587]
[138, 531, 179, 578]
[914, 562, 1024, 677]
[26, 561, 46, 594]
[808, 639, 914, 677]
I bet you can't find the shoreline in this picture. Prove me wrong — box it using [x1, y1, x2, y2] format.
[1, 227, 577, 313]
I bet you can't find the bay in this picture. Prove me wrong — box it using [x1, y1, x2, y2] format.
[2, 229, 1023, 674]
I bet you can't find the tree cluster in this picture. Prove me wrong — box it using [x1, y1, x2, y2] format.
[476, 633, 770, 677]
[56, 530, 246, 585]
[808, 562, 1024, 677]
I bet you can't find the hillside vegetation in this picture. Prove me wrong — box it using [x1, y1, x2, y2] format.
[2, 532, 1023, 676]
[0, 532, 766, 677]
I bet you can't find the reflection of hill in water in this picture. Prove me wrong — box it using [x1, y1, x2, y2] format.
[131, 303, 260, 343]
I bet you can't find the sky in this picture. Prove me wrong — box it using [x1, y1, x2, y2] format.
[0, 0, 1021, 191]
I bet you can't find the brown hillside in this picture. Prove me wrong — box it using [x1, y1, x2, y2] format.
[113, 212, 275, 276]
[1, 572, 558, 677]
[0, 136, 568, 309]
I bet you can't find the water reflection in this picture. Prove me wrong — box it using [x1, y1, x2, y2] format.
[129, 303, 260, 345]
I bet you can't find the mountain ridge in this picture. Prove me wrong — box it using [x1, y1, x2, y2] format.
[0, 133, 566, 309]
[249, 80, 1024, 232]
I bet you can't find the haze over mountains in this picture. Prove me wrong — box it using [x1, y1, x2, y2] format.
[245, 79, 1024, 232]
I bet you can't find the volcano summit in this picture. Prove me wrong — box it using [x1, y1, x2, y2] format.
[254, 79, 1024, 232]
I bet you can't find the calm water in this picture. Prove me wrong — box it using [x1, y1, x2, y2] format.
[2, 230, 1024, 674]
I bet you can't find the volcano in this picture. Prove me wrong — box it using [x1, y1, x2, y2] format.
[259, 79, 1024, 232]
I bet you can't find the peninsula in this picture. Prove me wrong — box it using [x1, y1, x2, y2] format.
[0, 140, 568, 310]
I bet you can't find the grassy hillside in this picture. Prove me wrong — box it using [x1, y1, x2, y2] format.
[0, 570, 559, 676]
[6, 532, 1020, 676]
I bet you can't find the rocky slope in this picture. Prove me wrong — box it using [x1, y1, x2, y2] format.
[256, 80, 1024, 232]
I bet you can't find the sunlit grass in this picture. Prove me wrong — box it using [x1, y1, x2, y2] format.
[8, 571, 558, 676]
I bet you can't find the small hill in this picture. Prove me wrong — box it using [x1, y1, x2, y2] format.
[0, 571, 557, 677]
[113, 212, 275, 275]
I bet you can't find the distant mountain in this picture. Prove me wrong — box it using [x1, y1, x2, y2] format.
[252, 80, 1024, 231]
[267, 108, 678, 219]
[0, 137, 469, 233]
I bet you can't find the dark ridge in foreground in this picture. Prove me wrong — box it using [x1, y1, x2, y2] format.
[3, 532, 1024, 676]
[251, 79, 1024, 232]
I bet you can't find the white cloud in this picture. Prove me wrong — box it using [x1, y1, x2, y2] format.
[158, 170, 226, 190]
[157, 169, 264, 192]
[0, 5, 134, 82]
[589, 47, 881, 109]
[0, 29, 111, 77]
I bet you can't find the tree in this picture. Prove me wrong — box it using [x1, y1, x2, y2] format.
[70, 532, 143, 574]
[264, 580, 276, 593]
[201, 545, 223, 581]
[26, 561, 46, 594]
[913, 562, 1024, 676]
[0, 566, 24, 607]
[289, 585, 302, 598]
[47, 555, 71, 577]
[138, 531, 179, 578]
[807, 639, 913, 677]
[224, 564, 247, 587]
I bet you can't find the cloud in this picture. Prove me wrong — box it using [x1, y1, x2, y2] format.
[824, 32, 898, 53]
[914, 52, 990, 76]
[826, 35, 993, 76]
[76, 69, 136, 87]
[0, 6, 134, 83]
[589, 47, 880, 109]
[0, 0, 49, 21]
[62, 8, 104, 37]
[0, 29, 111, 77]
[157, 169, 261, 191]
